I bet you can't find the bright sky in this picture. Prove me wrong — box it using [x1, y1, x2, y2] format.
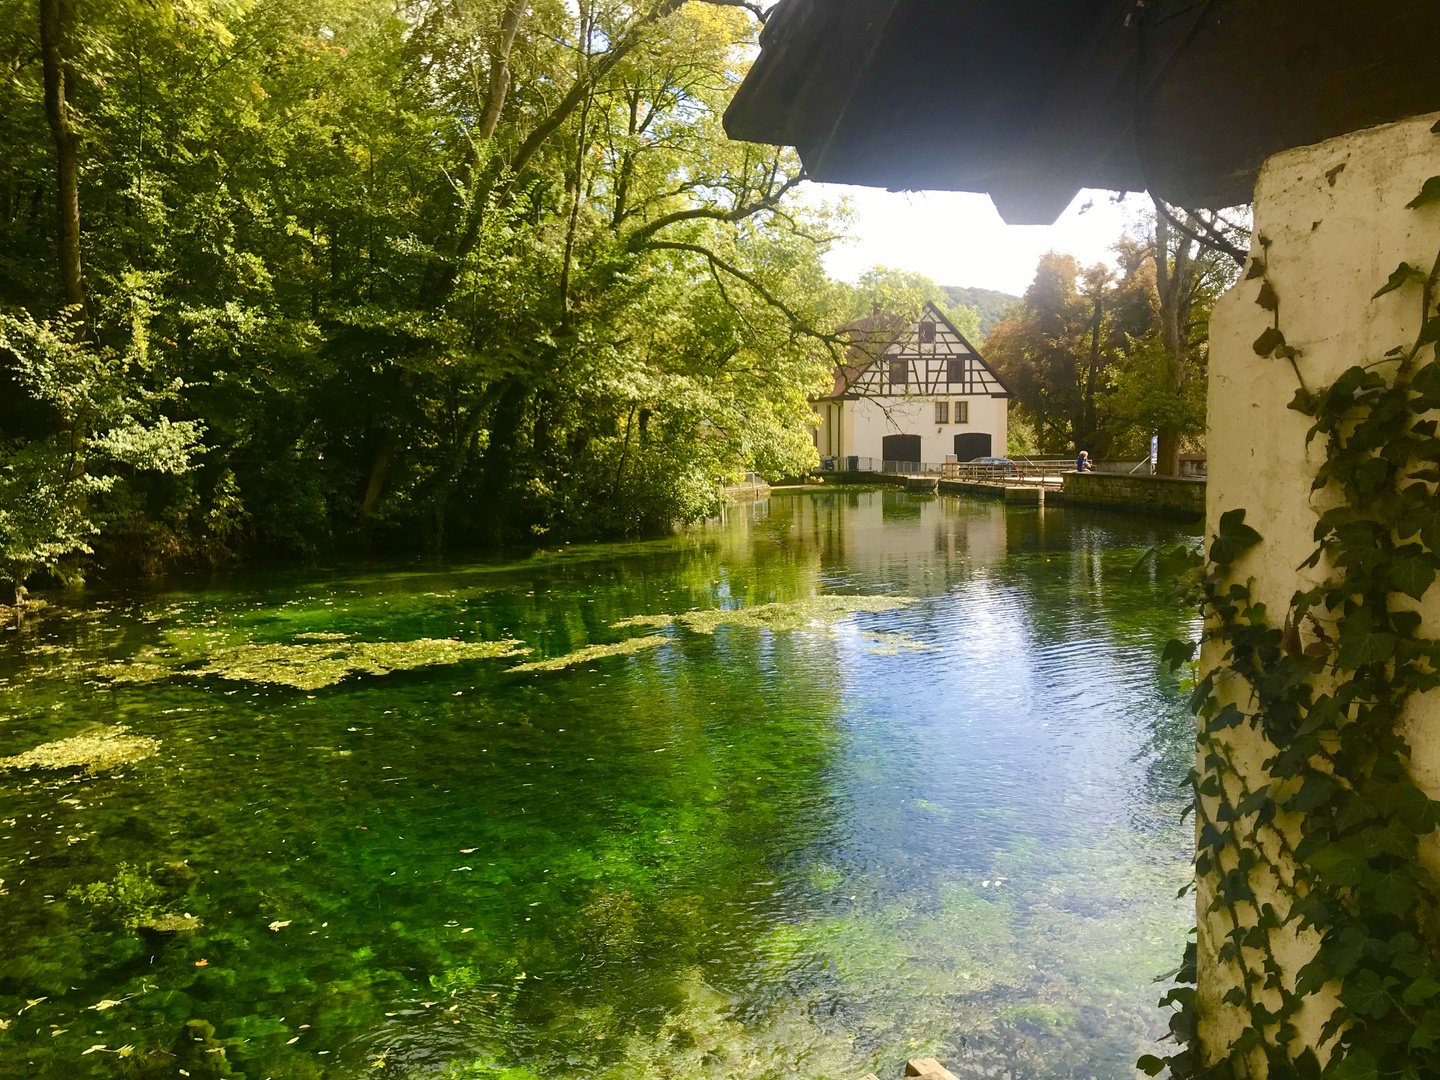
[809, 184, 1153, 297]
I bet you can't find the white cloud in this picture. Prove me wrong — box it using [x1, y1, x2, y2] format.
[809, 184, 1152, 296]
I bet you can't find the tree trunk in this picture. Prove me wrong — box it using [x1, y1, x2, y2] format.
[476, 380, 530, 543]
[361, 432, 401, 517]
[39, 0, 84, 312]
[478, 0, 528, 142]
[1151, 201, 1195, 477]
[1155, 428, 1180, 478]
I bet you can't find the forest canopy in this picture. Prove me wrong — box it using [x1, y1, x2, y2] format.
[0, 0, 867, 590]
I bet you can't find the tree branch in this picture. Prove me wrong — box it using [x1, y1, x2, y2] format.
[646, 241, 846, 363]
[625, 170, 806, 249]
[690, 0, 772, 22]
[1154, 198, 1247, 266]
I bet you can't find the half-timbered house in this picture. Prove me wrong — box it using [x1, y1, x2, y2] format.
[814, 301, 1011, 469]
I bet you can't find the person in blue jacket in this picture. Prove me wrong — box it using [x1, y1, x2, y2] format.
[1075, 450, 1095, 472]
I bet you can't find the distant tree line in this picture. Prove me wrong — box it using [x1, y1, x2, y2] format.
[986, 202, 1248, 473]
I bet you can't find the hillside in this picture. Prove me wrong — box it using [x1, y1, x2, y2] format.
[941, 285, 1021, 339]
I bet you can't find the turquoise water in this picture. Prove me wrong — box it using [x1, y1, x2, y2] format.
[0, 491, 1198, 1079]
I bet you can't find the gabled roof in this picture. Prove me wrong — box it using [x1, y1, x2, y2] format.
[820, 300, 1012, 398]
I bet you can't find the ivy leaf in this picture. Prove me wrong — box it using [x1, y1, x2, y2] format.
[1211, 508, 1263, 565]
[1326, 1047, 1378, 1080]
[1372, 869, 1417, 915]
[1253, 326, 1287, 357]
[1340, 970, 1395, 1019]
[1161, 638, 1197, 670]
[1210, 703, 1245, 730]
[1256, 281, 1279, 312]
[1244, 258, 1266, 280]
[1411, 1008, 1440, 1051]
[1336, 610, 1395, 670]
[1373, 262, 1426, 299]
[1406, 175, 1440, 210]
[1402, 975, 1440, 1006]
[1389, 555, 1435, 600]
[1136, 1055, 1167, 1077]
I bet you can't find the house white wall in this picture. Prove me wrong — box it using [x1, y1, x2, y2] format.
[814, 394, 1008, 462]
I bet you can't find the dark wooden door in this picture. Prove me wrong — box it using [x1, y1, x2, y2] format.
[954, 432, 992, 461]
[882, 434, 922, 462]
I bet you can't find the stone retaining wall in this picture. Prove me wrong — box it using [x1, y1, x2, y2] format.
[937, 479, 1041, 503]
[1050, 472, 1204, 518]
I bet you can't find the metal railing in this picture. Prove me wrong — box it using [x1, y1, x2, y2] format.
[822, 456, 1071, 484]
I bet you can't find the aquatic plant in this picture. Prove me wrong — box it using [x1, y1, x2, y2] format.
[612, 594, 913, 635]
[856, 630, 934, 655]
[193, 636, 531, 690]
[0, 726, 158, 771]
[505, 635, 666, 673]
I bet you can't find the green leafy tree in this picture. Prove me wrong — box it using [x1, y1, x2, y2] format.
[0, 311, 201, 601]
[0, 0, 844, 574]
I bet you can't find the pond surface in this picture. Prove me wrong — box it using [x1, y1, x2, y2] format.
[0, 491, 1198, 1080]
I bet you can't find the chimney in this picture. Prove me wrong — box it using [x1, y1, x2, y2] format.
[871, 301, 882, 317]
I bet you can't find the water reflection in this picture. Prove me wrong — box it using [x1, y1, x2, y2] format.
[0, 492, 1197, 1080]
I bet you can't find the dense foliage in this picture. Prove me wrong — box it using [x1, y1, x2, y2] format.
[985, 205, 1245, 469]
[0, 0, 851, 590]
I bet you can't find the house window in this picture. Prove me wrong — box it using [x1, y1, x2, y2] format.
[935, 401, 949, 424]
[948, 357, 965, 384]
[956, 400, 969, 423]
[889, 358, 910, 385]
[919, 320, 936, 343]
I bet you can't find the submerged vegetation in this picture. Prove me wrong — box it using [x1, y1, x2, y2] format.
[193, 637, 532, 690]
[0, 726, 157, 772]
[0, 494, 1198, 1079]
[505, 634, 666, 672]
[614, 594, 913, 634]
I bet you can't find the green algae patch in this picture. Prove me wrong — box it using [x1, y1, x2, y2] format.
[136, 912, 203, 933]
[506, 635, 666, 673]
[92, 652, 174, 684]
[0, 727, 158, 772]
[856, 630, 934, 655]
[613, 594, 913, 635]
[197, 636, 531, 690]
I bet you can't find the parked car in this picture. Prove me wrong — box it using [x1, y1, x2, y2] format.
[972, 457, 1018, 473]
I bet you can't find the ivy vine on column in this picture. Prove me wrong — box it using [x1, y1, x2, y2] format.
[1142, 121, 1440, 1080]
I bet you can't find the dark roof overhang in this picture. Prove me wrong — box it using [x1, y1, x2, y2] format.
[723, 0, 1440, 224]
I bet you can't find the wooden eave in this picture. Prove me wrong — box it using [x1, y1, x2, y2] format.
[724, 0, 1440, 224]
